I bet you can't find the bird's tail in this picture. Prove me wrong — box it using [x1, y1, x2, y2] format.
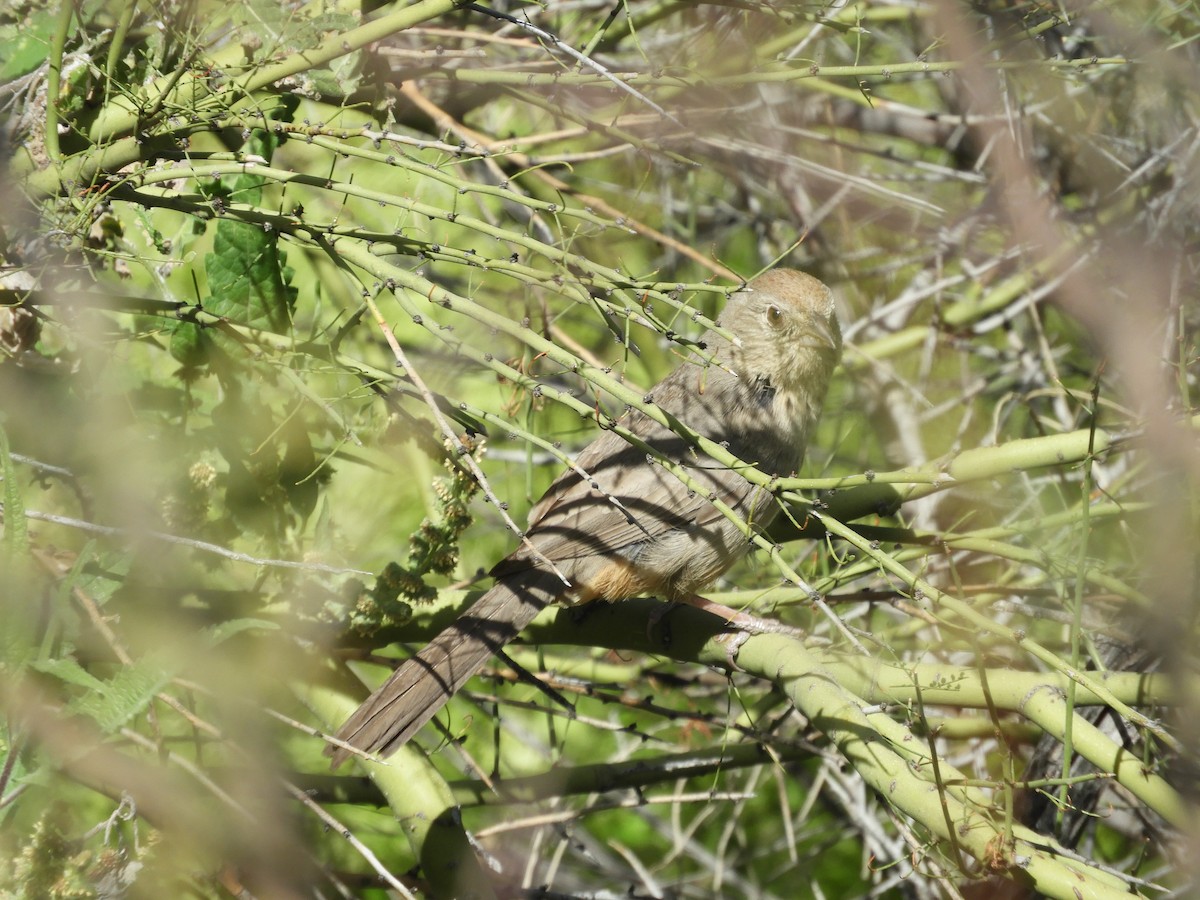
[326, 570, 561, 767]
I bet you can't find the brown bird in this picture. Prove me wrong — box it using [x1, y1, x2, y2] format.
[327, 269, 842, 766]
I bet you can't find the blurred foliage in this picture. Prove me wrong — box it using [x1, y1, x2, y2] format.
[1, 0, 1198, 897]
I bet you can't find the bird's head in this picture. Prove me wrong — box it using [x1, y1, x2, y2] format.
[715, 268, 842, 397]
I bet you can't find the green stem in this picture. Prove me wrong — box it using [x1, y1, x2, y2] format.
[779, 427, 1114, 530]
[90, 0, 462, 141]
[295, 673, 496, 898]
[104, 0, 138, 84]
[43, 0, 75, 163]
[19, 0, 464, 196]
[724, 635, 1137, 900]
[814, 511, 1182, 756]
[1058, 376, 1101, 832]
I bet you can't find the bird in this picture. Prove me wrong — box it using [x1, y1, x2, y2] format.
[327, 268, 842, 766]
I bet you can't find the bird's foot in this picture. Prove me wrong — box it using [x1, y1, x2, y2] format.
[647, 595, 803, 663]
[679, 593, 803, 638]
[714, 629, 752, 670]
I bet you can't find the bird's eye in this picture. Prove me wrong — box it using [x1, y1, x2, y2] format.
[766, 305, 784, 328]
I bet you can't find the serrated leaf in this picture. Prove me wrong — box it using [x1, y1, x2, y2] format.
[0, 618, 38, 672]
[67, 657, 177, 734]
[169, 319, 213, 366]
[203, 130, 295, 334]
[204, 218, 293, 333]
[0, 558, 38, 673]
[205, 618, 278, 647]
[0, 11, 56, 82]
[75, 551, 133, 605]
[0, 426, 28, 555]
[29, 657, 107, 693]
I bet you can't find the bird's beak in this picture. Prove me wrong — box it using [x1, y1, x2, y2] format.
[803, 315, 840, 352]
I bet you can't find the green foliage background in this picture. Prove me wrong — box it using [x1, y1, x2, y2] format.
[1, 0, 1197, 897]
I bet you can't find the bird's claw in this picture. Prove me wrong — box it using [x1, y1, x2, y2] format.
[715, 629, 752, 670]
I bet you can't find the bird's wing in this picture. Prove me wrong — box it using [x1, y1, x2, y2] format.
[496, 369, 774, 576]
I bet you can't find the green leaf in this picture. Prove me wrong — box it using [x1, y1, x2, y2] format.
[169, 319, 213, 367]
[0, 10, 56, 82]
[66, 657, 177, 734]
[74, 551, 133, 605]
[204, 216, 294, 334]
[29, 658, 107, 693]
[0, 440, 37, 670]
[202, 129, 296, 334]
[205, 617, 279, 647]
[0, 426, 28, 556]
